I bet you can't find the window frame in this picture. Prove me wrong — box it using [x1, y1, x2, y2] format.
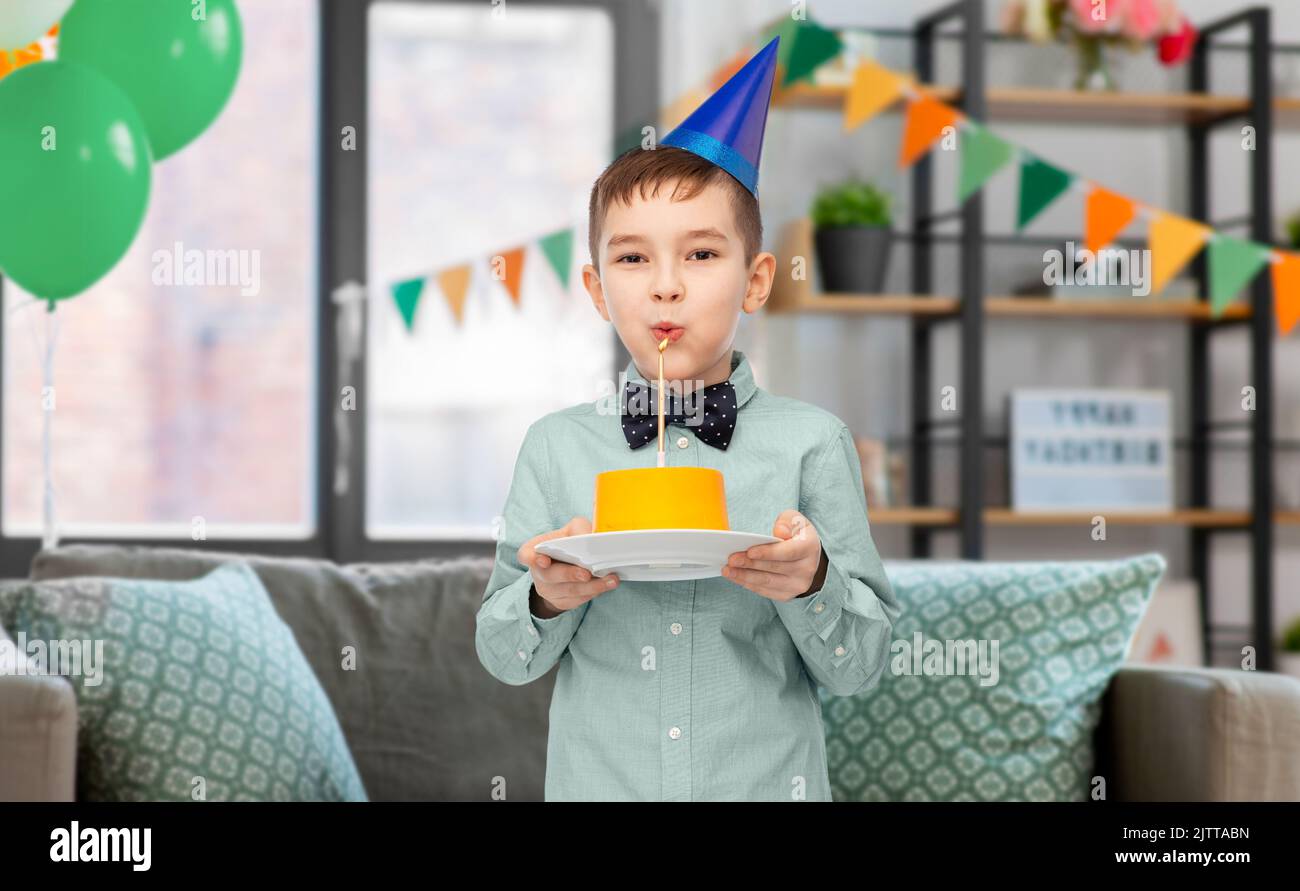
[0, 0, 656, 575]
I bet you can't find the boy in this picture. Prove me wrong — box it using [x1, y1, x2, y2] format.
[475, 37, 898, 801]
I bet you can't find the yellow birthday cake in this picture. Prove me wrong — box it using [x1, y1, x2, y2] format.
[592, 467, 729, 532]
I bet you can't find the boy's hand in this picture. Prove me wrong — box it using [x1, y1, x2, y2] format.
[722, 509, 828, 602]
[519, 516, 620, 617]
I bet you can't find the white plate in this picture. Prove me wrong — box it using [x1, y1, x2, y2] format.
[535, 529, 781, 582]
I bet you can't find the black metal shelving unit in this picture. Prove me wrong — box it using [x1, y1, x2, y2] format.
[1188, 7, 1274, 671]
[902, 1, 1277, 669]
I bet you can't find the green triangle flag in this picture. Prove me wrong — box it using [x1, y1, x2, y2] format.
[391, 277, 425, 332]
[761, 18, 842, 86]
[1208, 236, 1270, 316]
[958, 125, 1014, 204]
[785, 21, 842, 86]
[539, 228, 574, 289]
[1017, 157, 1072, 229]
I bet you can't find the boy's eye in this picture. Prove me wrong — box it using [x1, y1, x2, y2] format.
[616, 254, 645, 264]
[689, 250, 716, 261]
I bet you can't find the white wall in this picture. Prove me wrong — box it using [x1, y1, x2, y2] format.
[657, 0, 1300, 662]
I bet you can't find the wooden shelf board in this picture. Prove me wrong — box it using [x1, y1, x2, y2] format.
[770, 294, 961, 315]
[868, 507, 959, 526]
[986, 297, 1252, 320]
[765, 221, 1250, 320]
[868, 508, 1286, 526]
[984, 508, 1252, 526]
[774, 82, 1286, 126]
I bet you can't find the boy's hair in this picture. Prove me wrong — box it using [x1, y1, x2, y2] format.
[587, 145, 762, 274]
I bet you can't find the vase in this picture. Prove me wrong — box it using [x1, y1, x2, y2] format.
[1074, 37, 1116, 91]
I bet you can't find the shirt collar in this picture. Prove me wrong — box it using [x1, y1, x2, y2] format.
[623, 348, 757, 411]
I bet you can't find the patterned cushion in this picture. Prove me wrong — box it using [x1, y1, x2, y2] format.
[0, 562, 367, 802]
[822, 553, 1166, 801]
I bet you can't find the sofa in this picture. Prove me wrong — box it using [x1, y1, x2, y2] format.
[2, 543, 1299, 801]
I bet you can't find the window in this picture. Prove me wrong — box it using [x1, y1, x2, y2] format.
[366, 1, 615, 539]
[1, 0, 319, 540]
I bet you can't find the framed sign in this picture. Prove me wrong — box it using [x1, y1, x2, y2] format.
[1010, 389, 1173, 512]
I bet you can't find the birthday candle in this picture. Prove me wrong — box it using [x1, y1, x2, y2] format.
[657, 336, 668, 468]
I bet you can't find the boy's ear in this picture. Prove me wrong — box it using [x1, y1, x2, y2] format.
[742, 251, 777, 313]
[582, 263, 611, 321]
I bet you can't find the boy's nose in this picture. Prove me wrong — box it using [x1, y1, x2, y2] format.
[652, 281, 683, 302]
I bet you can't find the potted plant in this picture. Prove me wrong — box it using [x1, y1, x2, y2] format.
[1000, 0, 1198, 91]
[1286, 209, 1300, 250]
[1279, 617, 1300, 680]
[811, 179, 893, 294]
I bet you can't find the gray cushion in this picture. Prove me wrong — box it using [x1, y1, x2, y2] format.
[29, 544, 553, 801]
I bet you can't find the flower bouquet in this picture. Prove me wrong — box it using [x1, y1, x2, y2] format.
[1000, 0, 1199, 91]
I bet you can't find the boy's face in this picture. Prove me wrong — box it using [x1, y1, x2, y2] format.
[582, 179, 775, 388]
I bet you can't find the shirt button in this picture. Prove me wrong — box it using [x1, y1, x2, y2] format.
[676, 436, 689, 449]
[834, 645, 846, 657]
[813, 603, 824, 614]
[517, 649, 527, 661]
[670, 622, 682, 635]
[668, 726, 682, 740]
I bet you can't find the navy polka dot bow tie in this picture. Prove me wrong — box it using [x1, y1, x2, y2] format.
[621, 379, 738, 450]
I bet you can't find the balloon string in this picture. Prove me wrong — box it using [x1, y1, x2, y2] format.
[42, 301, 60, 550]
[8, 293, 62, 548]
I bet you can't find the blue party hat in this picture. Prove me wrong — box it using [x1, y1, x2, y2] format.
[661, 36, 779, 198]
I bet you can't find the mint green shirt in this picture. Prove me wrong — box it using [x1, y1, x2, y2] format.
[476, 349, 899, 801]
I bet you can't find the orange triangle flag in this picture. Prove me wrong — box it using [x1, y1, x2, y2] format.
[845, 60, 907, 132]
[1271, 253, 1300, 336]
[709, 50, 748, 90]
[438, 265, 471, 325]
[899, 95, 958, 168]
[661, 86, 710, 133]
[1148, 212, 1210, 296]
[497, 247, 526, 307]
[1085, 187, 1136, 255]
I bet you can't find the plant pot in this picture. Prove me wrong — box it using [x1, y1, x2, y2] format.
[1277, 652, 1300, 680]
[814, 225, 891, 294]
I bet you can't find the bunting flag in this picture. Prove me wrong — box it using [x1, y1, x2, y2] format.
[764, 17, 843, 87]
[496, 246, 526, 307]
[438, 265, 471, 325]
[538, 227, 574, 289]
[958, 124, 1014, 204]
[1272, 255, 1300, 335]
[1208, 236, 1270, 317]
[844, 59, 908, 132]
[391, 278, 424, 332]
[784, 20, 842, 86]
[661, 85, 710, 132]
[1017, 158, 1072, 229]
[899, 94, 958, 168]
[709, 49, 748, 90]
[1148, 213, 1211, 296]
[1084, 186, 1136, 255]
[0, 24, 57, 82]
[390, 29, 1300, 338]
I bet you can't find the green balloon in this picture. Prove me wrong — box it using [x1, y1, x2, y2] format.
[0, 61, 152, 301]
[59, 0, 243, 161]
